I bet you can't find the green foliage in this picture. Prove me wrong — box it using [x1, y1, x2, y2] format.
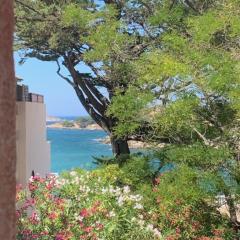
[62, 120, 74, 127]
[75, 116, 95, 128]
[136, 51, 190, 85]
[119, 155, 153, 187]
[107, 87, 154, 137]
[153, 95, 201, 141]
[156, 143, 232, 170]
[63, 4, 96, 30]
[82, 7, 131, 62]
[152, 165, 234, 239]
[16, 1, 75, 55]
[149, 1, 186, 26]
[109, 0, 240, 147]
[93, 154, 154, 188]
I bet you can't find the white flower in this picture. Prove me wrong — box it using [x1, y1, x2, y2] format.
[146, 224, 154, 231]
[109, 186, 115, 194]
[108, 211, 116, 217]
[114, 187, 121, 196]
[75, 215, 84, 221]
[153, 228, 162, 238]
[139, 214, 143, 219]
[134, 203, 143, 209]
[117, 196, 124, 206]
[129, 194, 143, 202]
[55, 179, 64, 187]
[70, 171, 77, 176]
[123, 185, 130, 194]
[131, 217, 136, 222]
[137, 219, 145, 227]
[102, 188, 108, 194]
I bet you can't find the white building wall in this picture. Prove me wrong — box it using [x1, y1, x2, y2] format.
[16, 102, 50, 185]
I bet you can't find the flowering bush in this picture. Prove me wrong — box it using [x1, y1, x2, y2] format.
[145, 165, 235, 240]
[16, 169, 162, 240]
[16, 154, 237, 239]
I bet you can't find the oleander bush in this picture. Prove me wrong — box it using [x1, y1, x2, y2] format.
[16, 169, 161, 240]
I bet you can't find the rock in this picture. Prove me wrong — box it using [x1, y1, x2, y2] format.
[85, 124, 103, 130]
[96, 136, 165, 149]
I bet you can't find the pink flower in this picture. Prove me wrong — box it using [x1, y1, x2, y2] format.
[28, 183, 38, 191]
[175, 227, 181, 234]
[40, 231, 49, 236]
[154, 177, 161, 185]
[55, 233, 64, 240]
[80, 208, 89, 218]
[46, 183, 53, 190]
[96, 223, 104, 230]
[84, 226, 93, 233]
[23, 198, 36, 209]
[48, 212, 58, 220]
[21, 229, 32, 236]
[29, 212, 39, 224]
[16, 210, 21, 219]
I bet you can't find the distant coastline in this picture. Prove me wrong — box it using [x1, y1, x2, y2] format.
[47, 122, 103, 130]
[46, 116, 161, 149]
[46, 116, 103, 130]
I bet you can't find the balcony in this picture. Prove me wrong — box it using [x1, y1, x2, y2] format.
[16, 84, 44, 103]
[28, 93, 44, 103]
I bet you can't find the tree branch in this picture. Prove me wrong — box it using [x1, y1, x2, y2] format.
[15, 0, 46, 17]
[192, 126, 211, 146]
[56, 60, 75, 87]
[75, 75, 107, 115]
[83, 76, 110, 106]
[64, 55, 111, 132]
[74, 86, 110, 133]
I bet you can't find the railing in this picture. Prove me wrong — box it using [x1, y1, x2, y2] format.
[16, 84, 44, 103]
[28, 93, 44, 103]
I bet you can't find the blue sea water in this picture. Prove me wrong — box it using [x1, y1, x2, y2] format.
[47, 128, 112, 173]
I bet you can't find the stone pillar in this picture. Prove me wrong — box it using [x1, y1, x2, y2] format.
[0, 1, 16, 239]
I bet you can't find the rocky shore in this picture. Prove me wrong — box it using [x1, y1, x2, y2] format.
[96, 136, 165, 149]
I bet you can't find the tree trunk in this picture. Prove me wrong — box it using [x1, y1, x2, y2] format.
[110, 136, 130, 156]
[223, 188, 240, 238]
[0, 1, 16, 239]
[226, 195, 240, 238]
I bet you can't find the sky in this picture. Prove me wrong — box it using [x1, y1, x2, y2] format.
[14, 53, 88, 117]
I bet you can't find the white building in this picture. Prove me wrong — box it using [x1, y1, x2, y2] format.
[16, 83, 51, 185]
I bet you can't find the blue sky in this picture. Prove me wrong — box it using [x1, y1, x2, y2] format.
[15, 53, 88, 117]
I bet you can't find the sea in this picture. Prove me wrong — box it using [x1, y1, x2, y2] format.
[47, 117, 112, 173]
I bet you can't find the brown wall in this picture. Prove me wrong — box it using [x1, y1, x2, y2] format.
[0, 0, 16, 239]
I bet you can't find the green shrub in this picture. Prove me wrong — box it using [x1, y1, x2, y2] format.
[62, 120, 74, 128]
